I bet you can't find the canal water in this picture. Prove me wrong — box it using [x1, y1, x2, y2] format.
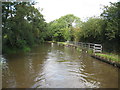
[2, 43, 119, 88]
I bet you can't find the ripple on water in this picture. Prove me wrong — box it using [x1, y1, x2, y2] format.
[2, 44, 119, 88]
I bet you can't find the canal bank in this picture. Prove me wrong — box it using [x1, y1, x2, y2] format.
[49, 41, 120, 68]
[91, 54, 120, 68]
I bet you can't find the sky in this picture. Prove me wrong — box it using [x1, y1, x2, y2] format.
[35, 0, 118, 22]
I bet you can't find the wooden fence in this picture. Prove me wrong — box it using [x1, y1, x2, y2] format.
[68, 41, 102, 53]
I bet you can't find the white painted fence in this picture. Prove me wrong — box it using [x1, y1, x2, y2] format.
[93, 44, 102, 53]
[68, 41, 102, 53]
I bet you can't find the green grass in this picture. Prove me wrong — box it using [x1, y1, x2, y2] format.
[87, 49, 93, 54]
[95, 53, 120, 63]
[57, 42, 68, 45]
[47, 41, 57, 43]
[76, 47, 82, 52]
[57, 42, 76, 46]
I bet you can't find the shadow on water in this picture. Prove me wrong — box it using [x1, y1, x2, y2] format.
[2, 43, 119, 88]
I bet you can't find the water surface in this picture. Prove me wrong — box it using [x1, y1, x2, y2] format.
[2, 43, 118, 88]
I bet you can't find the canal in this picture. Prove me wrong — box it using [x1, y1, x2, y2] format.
[2, 43, 119, 88]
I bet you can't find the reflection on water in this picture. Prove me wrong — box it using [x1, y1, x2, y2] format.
[2, 43, 118, 88]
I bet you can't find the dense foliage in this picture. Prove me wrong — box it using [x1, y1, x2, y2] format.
[47, 2, 120, 53]
[46, 14, 82, 42]
[2, 2, 47, 53]
[2, 1, 120, 53]
[100, 2, 120, 52]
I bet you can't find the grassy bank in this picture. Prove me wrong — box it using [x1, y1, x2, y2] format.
[95, 53, 120, 63]
[87, 48, 120, 64]
[57, 42, 70, 45]
[47, 41, 74, 46]
[47, 41, 82, 52]
[46, 41, 57, 43]
[57, 42, 79, 48]
[47, 41, 120, 64]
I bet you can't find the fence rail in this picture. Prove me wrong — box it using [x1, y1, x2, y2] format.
[67, 41, 102, 53]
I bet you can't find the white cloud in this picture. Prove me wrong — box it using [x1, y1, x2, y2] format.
[35, 0, 118, 22]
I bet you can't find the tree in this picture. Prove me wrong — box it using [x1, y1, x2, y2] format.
[79, 17, 104, 43]
[101, 2, 120, 52]
[2, 2, 47, 53]
[46, 14, 82, 42]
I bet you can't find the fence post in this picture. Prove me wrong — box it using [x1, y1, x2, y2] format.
[69, 41, 102, 53]
[93, 44, 102, 53]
